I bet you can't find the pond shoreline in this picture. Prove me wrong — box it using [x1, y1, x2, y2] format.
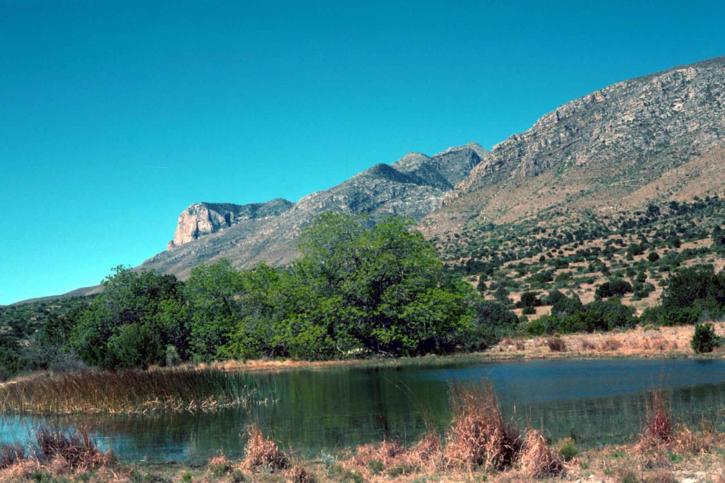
[1, 323, 722, 389]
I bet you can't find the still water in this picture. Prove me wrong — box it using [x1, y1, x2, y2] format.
[1, 358, 723, 463]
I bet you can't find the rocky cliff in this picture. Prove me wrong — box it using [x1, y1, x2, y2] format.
[142, 143, 485, 276]
[167, 199, 293, 250]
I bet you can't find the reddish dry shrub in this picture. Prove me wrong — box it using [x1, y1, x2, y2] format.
[601, 338, 622, 351]
[670, 424, 718, 454]
[443, 383, 521, 471]
[207, 452, 232, 476]
[518, 429, 563, 479]
[35, 427, 113, 473]
[547, 337, 566, 352]
[637, 391, 672, 450]
[241, 425, 289, 472]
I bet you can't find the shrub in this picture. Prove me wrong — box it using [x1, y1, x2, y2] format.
[546, 337, 566, 352]
[662, 265, 724, 313]
[556, 438, 577, 462]
[466, 301, 519, 350]
[241, 425, 289, 472]
[518, 430, 563, 478]
[691, 323, 719, 353]
[595, 278, 632, 299]
[638, 391, 672, 450]
[444, 383, 521, 470]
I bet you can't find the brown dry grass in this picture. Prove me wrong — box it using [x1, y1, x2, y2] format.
[518, 429, 564, 478]
[240, 424, 289, 472]
[489, 322, 725, 359]
[443, 383, 521, 471]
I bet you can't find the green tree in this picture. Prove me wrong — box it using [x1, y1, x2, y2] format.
[270, 213, 477, 357]
[691, 323, 719, 353]
[70, 267, 188, 369]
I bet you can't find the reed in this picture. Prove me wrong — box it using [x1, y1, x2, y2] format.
[0, 368, 270, 414]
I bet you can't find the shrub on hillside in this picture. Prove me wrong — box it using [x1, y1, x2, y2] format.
[595, 278, 632, 299]
[691, 323, 719, 353]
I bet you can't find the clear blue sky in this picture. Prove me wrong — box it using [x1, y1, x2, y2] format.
[1, 0, 724, 304]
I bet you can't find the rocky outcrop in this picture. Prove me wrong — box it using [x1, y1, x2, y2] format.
[142, 144, 485, 277]
[167, 199, 293, 250]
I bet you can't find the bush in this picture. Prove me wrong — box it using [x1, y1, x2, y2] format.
[691, 323, 719, 353]
[662, 265, 724, 312]
[466, 301, 519, 350]
[595, 278, 632, 299]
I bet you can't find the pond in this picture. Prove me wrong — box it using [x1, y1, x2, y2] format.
[1, 358, 723, 463]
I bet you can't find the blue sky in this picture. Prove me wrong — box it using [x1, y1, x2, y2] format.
[1, 0, 724, 304]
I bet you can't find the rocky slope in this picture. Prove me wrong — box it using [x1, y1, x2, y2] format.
[142, 143, 486, 277]
[167, 199, 293, 250]
[422, 57, 725, 241]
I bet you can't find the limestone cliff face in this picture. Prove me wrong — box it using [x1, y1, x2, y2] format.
[144, 143, 485, 276]
[167, 199, 293, 250]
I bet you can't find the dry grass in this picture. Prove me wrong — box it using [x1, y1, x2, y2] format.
[637, 390, 673, 450]
[0, 368, 262, 414]
[546, 337, 567, 352]
[0, 444, 24, 470]
[0, 427, 116, 481]
[489, 322, 725, 359]
[518, 429, 564, 478]
[443, 383, 521, 471]
[240, 424, 289, 472]
[34, 427, 114, 473]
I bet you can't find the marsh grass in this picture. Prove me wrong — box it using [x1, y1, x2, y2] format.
[0, 368, 271, 414]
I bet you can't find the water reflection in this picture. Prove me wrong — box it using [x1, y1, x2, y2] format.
[1, 359, 723, 463]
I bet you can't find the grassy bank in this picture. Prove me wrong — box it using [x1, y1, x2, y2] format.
[1, 386, 722, 482]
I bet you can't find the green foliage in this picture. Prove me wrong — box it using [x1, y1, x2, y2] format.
[661, 265, 724, 311]
[223, 214, 479, 359]
[691, 323, 719, 353]
[70, 267, 189, 369]
[595, 278, 632, 299]
[527, 299, 636, 336]
[466, 301, 519, 350]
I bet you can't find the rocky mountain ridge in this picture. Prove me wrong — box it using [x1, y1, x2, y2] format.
[422, 57, 725, 241]
[144, 143, 486, 277]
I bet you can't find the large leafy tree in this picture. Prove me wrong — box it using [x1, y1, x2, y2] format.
[70, 267, 188, 369]
[277, 213, 476, 357]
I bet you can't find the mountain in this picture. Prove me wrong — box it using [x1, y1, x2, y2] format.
[422, 57, 725, 242]
[167, 199, 293, 250]
[28, 57, 724, 301]
[141, 143, 486, 277]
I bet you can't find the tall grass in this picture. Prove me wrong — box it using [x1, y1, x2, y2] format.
[0, 368, 273, 414]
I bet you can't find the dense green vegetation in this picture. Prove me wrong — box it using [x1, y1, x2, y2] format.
[1, 209, 723, 378]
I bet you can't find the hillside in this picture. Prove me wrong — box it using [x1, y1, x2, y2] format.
[423, 57, 724, 238]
